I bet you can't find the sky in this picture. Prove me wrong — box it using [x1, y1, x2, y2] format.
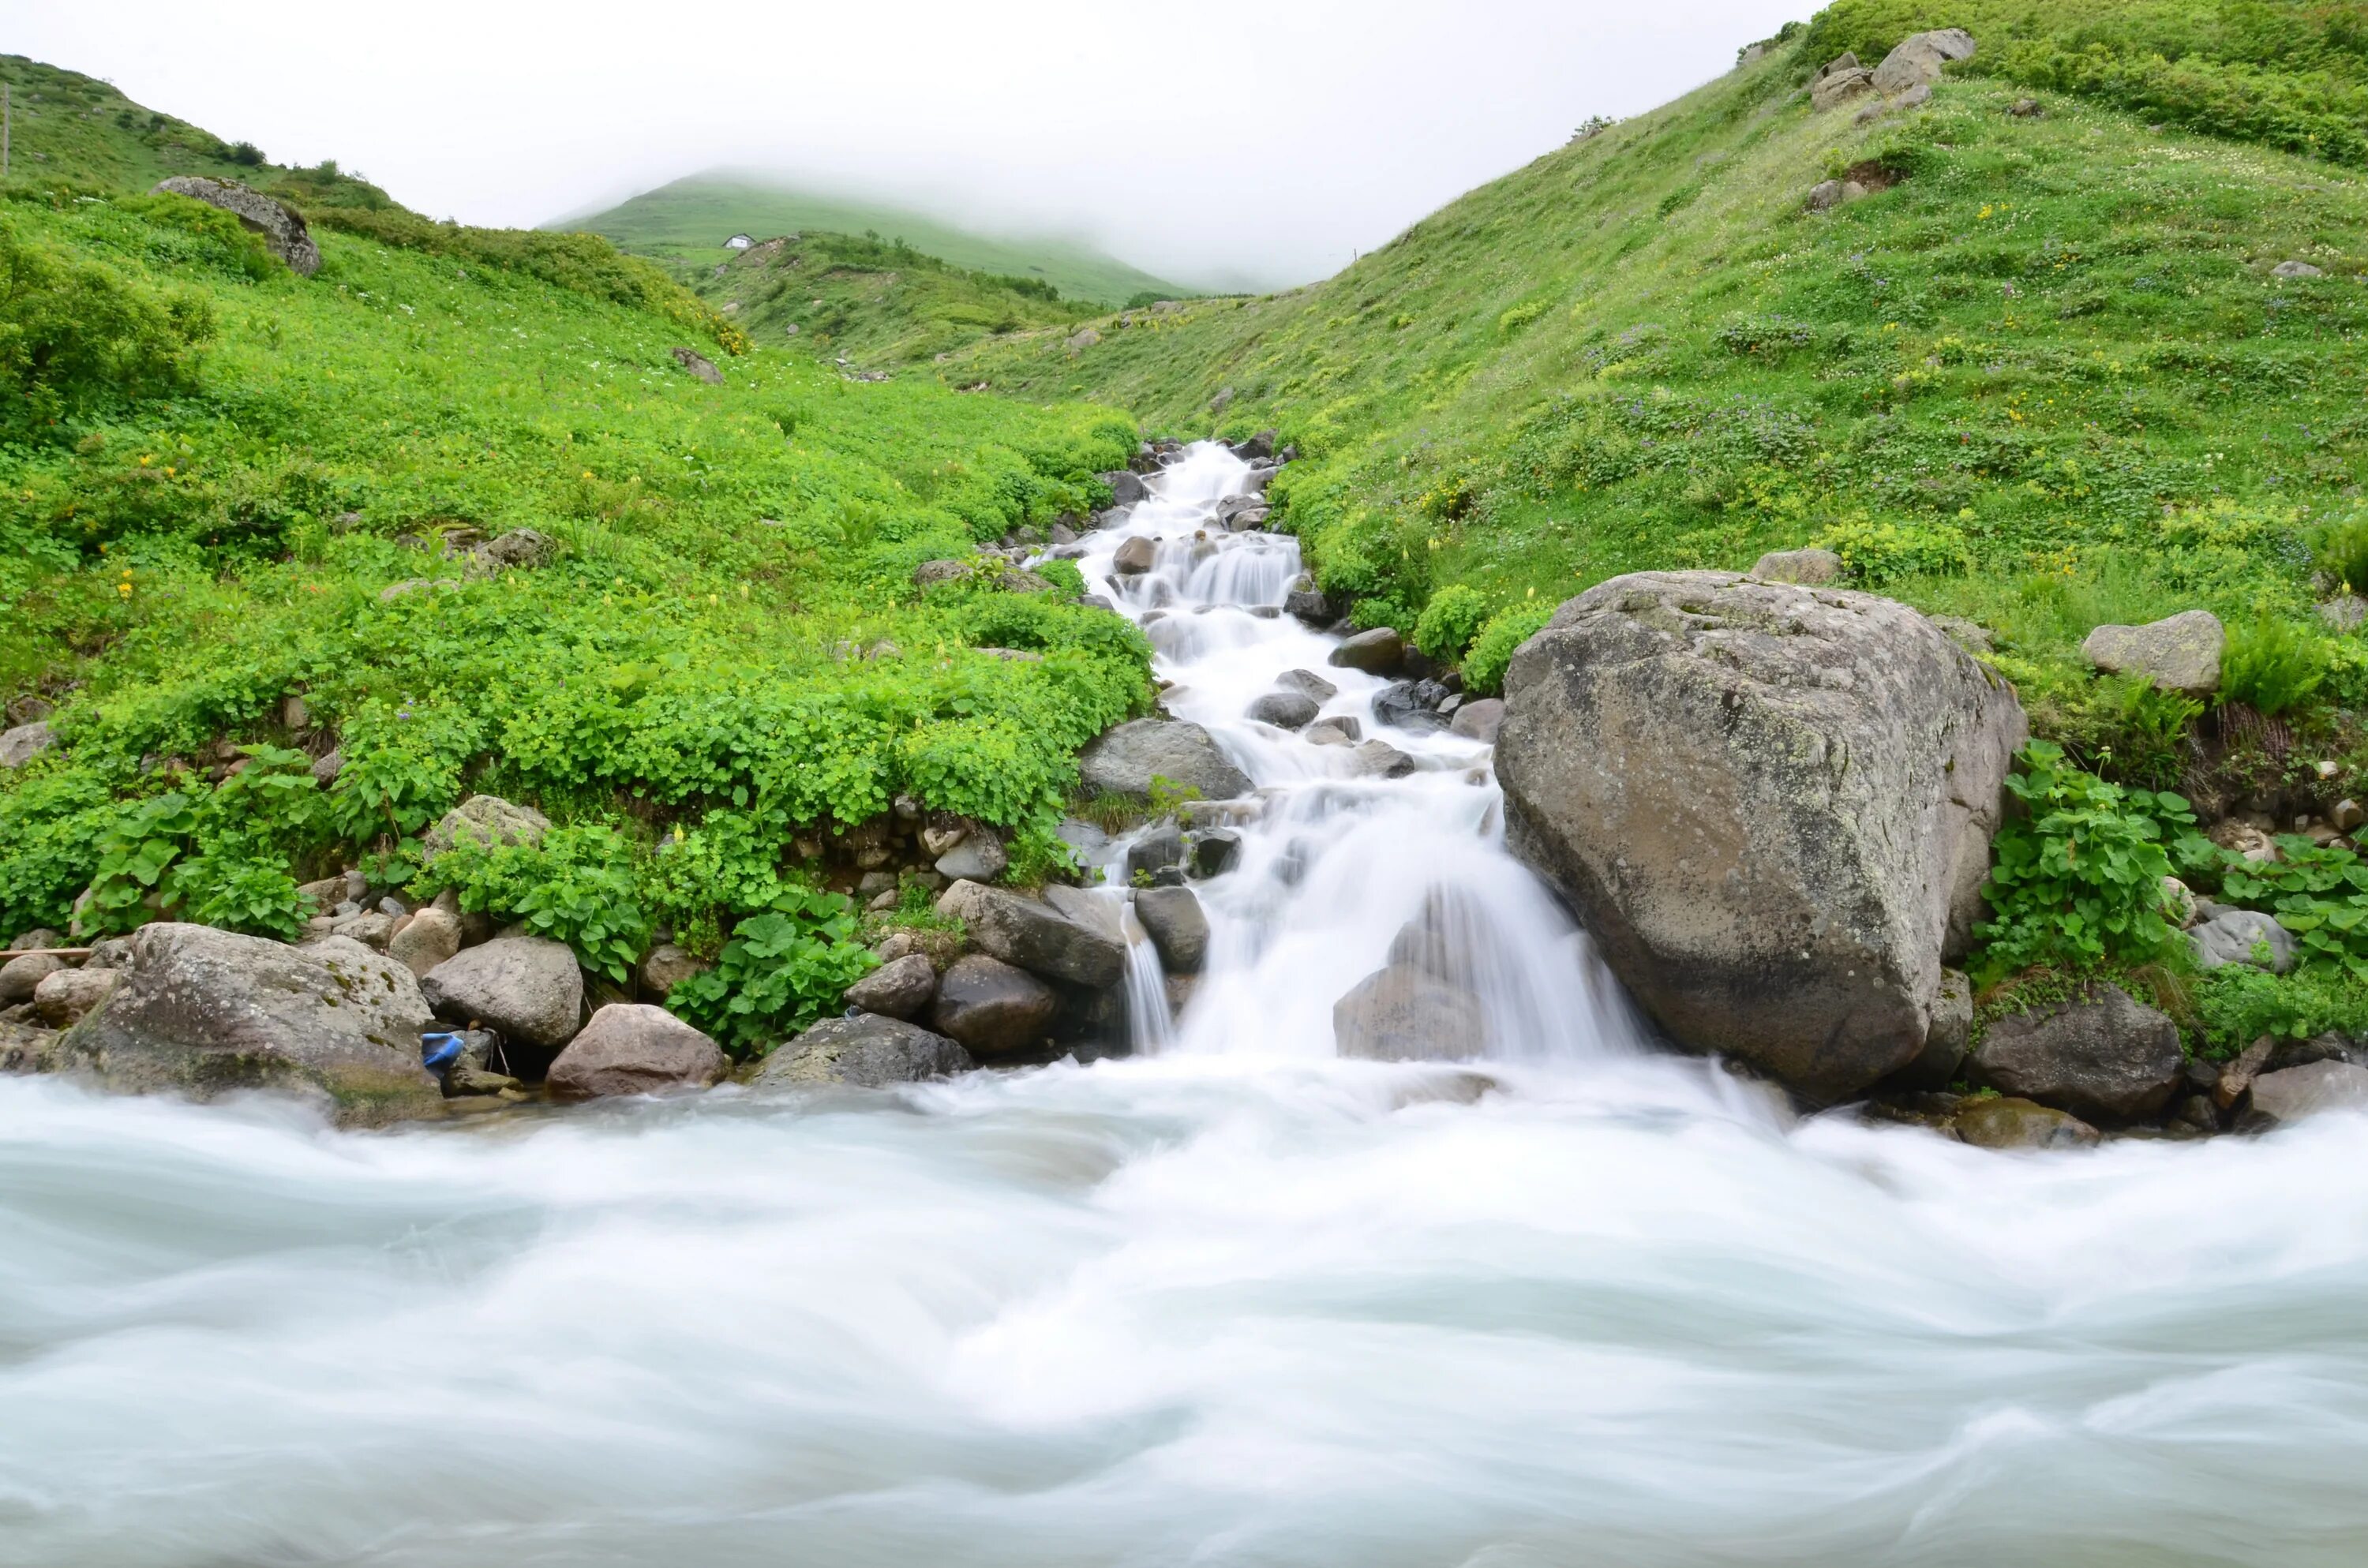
[6, 0, 1808, 290]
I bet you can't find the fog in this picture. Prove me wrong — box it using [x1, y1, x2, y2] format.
[7, 0, 1807, 289]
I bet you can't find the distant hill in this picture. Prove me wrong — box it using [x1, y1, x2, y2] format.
[564, 173, 1186, 307]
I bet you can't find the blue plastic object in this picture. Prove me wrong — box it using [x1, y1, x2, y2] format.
[420, 1031, 465, 1072]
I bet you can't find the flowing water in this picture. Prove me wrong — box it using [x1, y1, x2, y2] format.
[6, 445, 2368, 1566]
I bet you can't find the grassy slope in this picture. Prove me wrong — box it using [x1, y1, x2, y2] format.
[686, 230, 1101, 371]
[1, 136, 1147, 1031]
[570, 173, 1185, 306]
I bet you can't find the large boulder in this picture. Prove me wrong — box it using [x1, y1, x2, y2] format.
[1333, 964, 1486, 1061]
[842, 952, 937, 1020]
[1133, 885, 1209, 972]
[34, 966, 115, 1029]
[2190, 909, 2296, 974]
[935, 880, 1125, 990]
[1952, 1096, 2100, 1151]
[150, 177, 322, 275]
[1328, 627, 1404, 675]
[545, 1004, 725, 1098]
[1752, 547, 1842, 585]
[420, 937, 583, 1048]
[0, 951, 64, 1004]
[2081, 611, 2223, 697]
[1871, 28, 1976, 95]
[931, 955, 1058, 1056]
[1248, 690, 1321, 730]
[0, 721, 54, 769]
[388, 904, 461, 978]
[1100, 470, 1151, 506]
[423, 795, 552, 859]
[58, 926, 440, 1123]
[1450, 698, 1505, 743]
[1496, 571, 2026, 1102]
[1078, 718, 1252, 801]
[758, 1013, 973, 1088]
[2247, 1059, 2368, 1123]
[1970, 983, 2185, 1123]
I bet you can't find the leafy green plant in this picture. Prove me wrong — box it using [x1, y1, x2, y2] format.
[1460, 601, 1555, 698]
[667, 887, 876, 1056]
[1973, 740, 2212, 983]
[77, 745, 335, 939]
[0, 216, 214, 428]
[2314, 517, 2368, 597]
[1414, 583, 1491, 663]
[2220, 615, 2326, 717]
[2219, 838, 2368, 980]
[415, 823, 651, 984]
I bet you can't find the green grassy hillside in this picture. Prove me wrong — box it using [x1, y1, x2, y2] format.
[1, 147, 1144, 1048]
[955, 0, 2368, 1046]
[687, 229, 1103, 371]
[569, 173, 1186, 307]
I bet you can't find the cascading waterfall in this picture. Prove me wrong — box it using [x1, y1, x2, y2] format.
[6, 443, 2368, 1566]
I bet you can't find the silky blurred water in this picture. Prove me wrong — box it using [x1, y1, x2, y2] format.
[6, 445, 2367, 1566]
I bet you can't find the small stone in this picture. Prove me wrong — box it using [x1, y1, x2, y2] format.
[2190, 909, 2296, 974]
[1276, 669, 1338, 702]
[1952, 1097, 2100, 1151]
[1133, 886, 1209, 972]
[2272, 260, 2326, 280]
[388, 905, 462, 979]
[32, 965, 115, 1031]
[1450, 698, 1506, 743]
[935, 834, 1008, 884]
[2248, 1059, 2368, 1122]
[1247, 690, 1321, 730]
[1352, 739, 1417, 779]
[1752, 547, 1843, 584]
[843, 953, 937, 1020]
[546, 1004, 726, 1098]
[0, 721, 56, 770]
[0, 952, 65, 1005]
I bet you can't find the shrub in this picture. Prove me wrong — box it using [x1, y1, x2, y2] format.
[1414, 583, 1491, 662]
[0, 218, 214, 428]
[2313, 517, 2368, 596]
[1460, 601, 1556, 698]
[667, 887, 876, 1056]
[2220, 615, 2325, 717]
[1816, 517, 1972, 586]
[1973, 740, 2212, 984]
[415, 823, 652, 985]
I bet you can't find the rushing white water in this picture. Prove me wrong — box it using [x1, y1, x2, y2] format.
[8, 445, 2368, 1566]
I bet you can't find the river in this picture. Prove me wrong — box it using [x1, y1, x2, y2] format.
[4, 445, 2367, 1566]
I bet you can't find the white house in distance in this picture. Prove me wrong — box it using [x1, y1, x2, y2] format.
[725, 234, 755, 250]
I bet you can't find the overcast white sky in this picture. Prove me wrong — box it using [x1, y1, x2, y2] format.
[8, 0, 1807, 288]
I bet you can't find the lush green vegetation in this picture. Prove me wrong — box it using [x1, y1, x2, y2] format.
[685, 230, 1099, 371]
[567, 172, 1185, 306]
[0, 159, 1146, 1051]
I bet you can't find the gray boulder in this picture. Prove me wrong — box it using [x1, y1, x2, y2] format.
[1374, 683, 1449, 733]
[843, 953, 937, 1020]
[936, 880, 1126, 990]
[1334, 964, 1486, 1061]
[1811, 65, 1875, 112]
[1871, 28, 1976, 95]
[1127, 825, 1186, 882]
[672, 346, 725, 384]
[1079, 718, 1252, 800]
[1805, 180, 1868, 211]
[545, 1004, 725, 1098]
[2273, 260, 2327, 280]
[1972, 983, 2185, 1123]
[59, 926, 440, 1123]
[1112, 535, 1158, 574]
[2248, 1059, 2368, 1122]
[1276, 668, 1339, 702]
[1328, 627, 1405, 675]
[2081, 610, 2224, 696]
[1496, 571, 2027, 1102]
[639, 942, 710, 995]
[388, 904, 461, 979]
[0, 721, 54, 769]
[1952, 1096, 2101, 1151]
[1889, 968, 1973, 1091]
[1752, 547, 1842, 584]
[1100, 470, 1151, 506]
[931, 954, 1057, 1056]
[2190, 910, 2296, 974]
[420, 937, 583, 1048]
[1248, 690, 1321, 730]
[1352, 739, 1417, 779]
[0, 951, 64, 1004]
[759, 1014, 972, 1088]
[33, 966, 115, 1030]
[1286, 582, 1336, 625]
[150, 177, 321, 275]
[1191, 829, 1243, 878]
[473, 528, 557, 570]
[423, 795, 552, 859]
[1133, 885, 1209, 973]
[1450, 698, 1506, 743]
[914, 558, 969, 589]
[935, 833, 1009, 883]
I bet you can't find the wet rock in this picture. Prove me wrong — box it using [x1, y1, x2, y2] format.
[1100, 471, 1151, 506]
[1125, 824, 1187, 884]
[672, 346, 725, 384]
[420, 937, 584, 1049]
[1305, 718, 1362, 747]
[1329, 627, 1405, 675]
[1248, 690, 1321, 729]
[2216, 1036, 2276, 1110]
[2190, 909, 2296, 974]
[2268, 1032, 2361, 1073]
[758, 1013, 972, 1088]
[150, 176, 321, 274]
[1190, 829, 1242, 878]
[843, 953, 937, 1020]
[1972, 982, 2184, 1123]
[1889, 969, 1973, 1091]
[546, 1004, 726, 1098]
[424, 795, 552, 859]
[386, 904, 459, 975]
[1333, 964, 1486, 1061]
[931, 954, 1058, 1055]
[1286, 581, 1336, 626]
[1450, 698, 1506, 743]
[1353, 739, 1417, 779]
[0, 721, 55, 769]
[1231, 429, 1278, 462]
[1870, 27, 1975, 95]
[0, 952, 65, 1005]
[1496, 571, 2027, 1103]
[33, 966, 114, 1030]
[935, 833, 1009, 884]
[1952, 1096, 2100, 1151]
[1276, 668, 1338, 702]
[1752, 547, 1843, 584]
[1134, 886, 1208, 972]
[935, 880, 1126, 990]
[1112, 535, 1158, 574]
[2247, 1059, 2368, 1123]
[59, 926, 440, 1124]
[1374, 682, 1450, 733]
[1079, 718, 1253, 801]
[2081, 610, 2224, 697]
